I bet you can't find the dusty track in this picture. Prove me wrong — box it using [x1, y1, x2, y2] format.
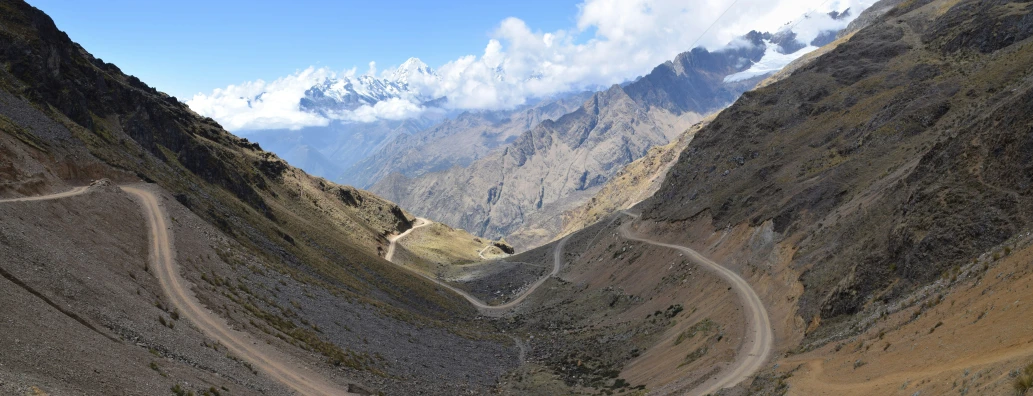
[386, 218, 570, 315]
[122, 186, 353, 396]
[0, 186, 88, 203]
[619, 211, 773, 395]
[4, 184, 354, 394]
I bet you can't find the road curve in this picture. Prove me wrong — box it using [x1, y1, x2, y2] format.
[386, 218, 570, 315]
[123, 186, 354, 396]
[4, 184, 353, 395]
[619, 211, 773, 395]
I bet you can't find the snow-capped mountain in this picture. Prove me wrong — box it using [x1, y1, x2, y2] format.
[299, 58, 437, 115]
[725, 8, 859, 83]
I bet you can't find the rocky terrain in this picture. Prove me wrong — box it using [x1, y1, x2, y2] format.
[548, 118, 709, 243]
[6, 0, 1033, 395]
[0, 1, 516, 394]
[628, 0, 1033, 393]
[370, 42, 767, 249]
[391, 0, 1033, 394]
[371, 23, 874, 251]
[341, 92, 593, 189]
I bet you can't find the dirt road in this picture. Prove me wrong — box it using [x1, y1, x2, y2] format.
[386, 218, 570, 315]
[0, 186, 89, 203]
[384, 218, 430, 261]
[619, 211, 773, 395]
[122, 186, 353, 396]
[3, 184, 353, 395]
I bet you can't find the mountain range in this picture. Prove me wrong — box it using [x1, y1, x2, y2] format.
[8, 0, 1033, 395]
[371, 26, 851, 249]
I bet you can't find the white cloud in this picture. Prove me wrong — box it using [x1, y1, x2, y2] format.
[186, 67, 332, 131]
[329, 97, 427, 123]
[189, 0, 878, 131]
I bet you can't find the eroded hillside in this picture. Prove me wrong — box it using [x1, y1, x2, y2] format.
[0, 1, 516, 394]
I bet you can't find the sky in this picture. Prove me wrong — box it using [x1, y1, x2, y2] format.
[26, 0, 583, 99]
[27, 0, 876, 132]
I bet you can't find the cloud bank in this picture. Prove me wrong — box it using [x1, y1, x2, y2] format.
[189, 0, 877, 132]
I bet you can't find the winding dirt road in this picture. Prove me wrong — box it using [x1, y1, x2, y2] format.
[123, 186, 352, 396]
[6, 186, 770, 394]
[386, 218, 570, 315]
[4, 184, 353, 395]
[619, 211, 773, 395]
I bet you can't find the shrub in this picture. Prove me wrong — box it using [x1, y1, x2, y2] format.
[1015, 362, 1033, 394]
[675, 319, 716, 345]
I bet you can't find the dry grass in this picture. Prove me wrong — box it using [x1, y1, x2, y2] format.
[1015, 362, 1033, 395]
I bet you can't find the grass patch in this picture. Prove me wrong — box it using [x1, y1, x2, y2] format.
[674, 318, 716, 345]
[0, 113, 47, 152]
[1015, 362, 1033, 395]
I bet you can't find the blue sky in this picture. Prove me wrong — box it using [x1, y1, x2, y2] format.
[27, 0, 583, 99]
[27, 0, 875, 131]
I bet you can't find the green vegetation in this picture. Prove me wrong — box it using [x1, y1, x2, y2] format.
[0, 113, 47, 152]
[170, 384, 194, 396]
[675, 318, 716, 345]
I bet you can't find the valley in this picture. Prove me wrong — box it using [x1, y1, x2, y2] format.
[4, 0, 1033, 395]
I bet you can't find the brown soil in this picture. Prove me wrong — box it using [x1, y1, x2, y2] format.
[124, 185, 355, 396]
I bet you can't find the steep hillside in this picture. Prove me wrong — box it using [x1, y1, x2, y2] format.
[342, 92, 592, 188]
[545, 1, 903, 249]
[463, 2, 1033, 394]
[372, 40, 774, 249]
[643, 0, 1033, 354]
[549, 118, 709, 242]
[0, 1, 516, 394]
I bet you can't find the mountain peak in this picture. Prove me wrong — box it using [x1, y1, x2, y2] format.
[389, 57, 434, 85]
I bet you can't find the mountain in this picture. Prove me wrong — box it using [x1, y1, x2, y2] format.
[238, 58, 446, 180]
[245, 116, 439, 180]
[0, 2, 515, 394]
[299, 57, 435, 115]
[341, 92, 594, 188]
[542, 2, 902, 249]
[371, 30, 817, 249]
[627, 0, 1033, 392]
[238, 8, 871, 194]
[14, 0, 1033, 395]
[549, 117, 710, 242]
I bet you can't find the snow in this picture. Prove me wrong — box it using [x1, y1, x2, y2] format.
[723, 42, 819, 83]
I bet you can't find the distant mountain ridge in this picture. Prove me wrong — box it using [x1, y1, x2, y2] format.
[369, 13, 878, 249]
[239, 5, 869, 192]
[340, 91, 594, 188]
[299, 58, 437, 115]
[371, 34, 775, 248]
